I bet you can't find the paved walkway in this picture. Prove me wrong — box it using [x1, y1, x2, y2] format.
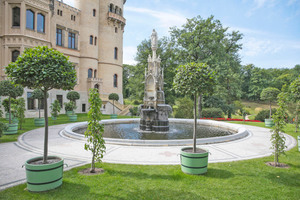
[0, 123, 297, 191]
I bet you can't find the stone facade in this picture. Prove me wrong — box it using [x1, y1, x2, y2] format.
[0, 0, 126, 117]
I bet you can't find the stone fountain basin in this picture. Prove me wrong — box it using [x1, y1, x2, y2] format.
[62, 118, 250, 146]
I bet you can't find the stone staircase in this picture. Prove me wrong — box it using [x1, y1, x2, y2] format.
[118, 105, 133, 116]
[100, 94, 132, 116]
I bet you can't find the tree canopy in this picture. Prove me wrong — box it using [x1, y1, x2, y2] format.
[67, 91, 80, 102]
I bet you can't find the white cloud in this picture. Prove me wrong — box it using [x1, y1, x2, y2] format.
[125, 6, 187, 30]
[123, 46, 137, 65]
[242, 37, 282, 56]
[246, 0, 276, 17]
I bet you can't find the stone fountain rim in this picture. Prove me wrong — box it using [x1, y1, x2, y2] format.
[62, 118, 250, 146]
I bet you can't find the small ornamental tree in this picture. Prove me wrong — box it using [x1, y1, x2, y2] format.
[289, 76, 300, 132]
[6, 46, 76, 164]
[84, 88, 106, 173]
[108, 93, 119, 115]
[32, 89, 48, 119]
[0, 122, 8, 138]
[0, 80, 24, 124]
[260, 87, 280, 119]
[270, 91, 288, 167]
[13, 98, 26, 130]
[67, 91, 80, 104]
[50, 100, 61, 119]
[173, 62, 215, 153]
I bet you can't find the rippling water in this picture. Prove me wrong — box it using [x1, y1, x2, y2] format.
[75, 123, 234, 140]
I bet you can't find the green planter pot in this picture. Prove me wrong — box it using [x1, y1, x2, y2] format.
[34, 118, 45, 127]
[3, 123, 18, 135]
[111, 114, 118, 119]
[12, 118, 19, 124]
[66, 111, 73, 117]
[265, 119, 274, 127]
[298, 136, 300, 152]
[5, 113, 14, 121]
[25, 156, 64, 192]
[180, 147, 208, 175]
[69, 114, 77, 122]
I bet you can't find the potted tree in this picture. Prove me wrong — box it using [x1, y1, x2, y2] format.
[84, 88, 106, 173]
[2, 98, 17, 120]
[260, 87, 280, 127]
[66, 91, 80, 121]
[12, 98, 26, 130]
[173, 62, 215, 175]
[50, 100, 61, 121]
[6, 46, 76, 192]
[108, 93, 119, 119]
[64, 101, 77, 122]
[31, 89, 48, 126]
[0, 80, 23, 135]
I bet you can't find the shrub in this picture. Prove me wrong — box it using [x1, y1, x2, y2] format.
[202, 108, 224, 118]
[133, 100, 141, 105]
[2, 98, 17, 113]
[64, 101, 77, 113]
[174, 97, 193, 119]
[0, 122, 8, 137]
[129, 106, 138, 116]
[67, 91, 80, 103]
[50, 100, 61, 118]
[255, 109, 277, 122]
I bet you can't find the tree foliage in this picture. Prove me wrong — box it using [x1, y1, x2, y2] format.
[173, 62, 216, 152]
[289, 76, 300, 132]
[67, 91, 80, 103]
[6, 46, 77, 163]
[50, 100, 61, 118]
[84, 88, 106, 173]
[31, 89, 48, 118]
[174, 97, 193, 119]
[109, 93, 119, 115]
[13, 98, 26, 130]
[260, 87, 280, 119]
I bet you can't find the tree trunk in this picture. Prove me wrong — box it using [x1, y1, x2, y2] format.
[113, 100, 115, 115]
[193, 94, 197, 153]
[269, 101, 272, 119]
[274, 143, 278, 167]
[43, 90, 48, 164]
[197, 94, 202, 119]
[91, 150, 95, 173]
[8, 97, 11, 124]
[38, 99, 41, 118]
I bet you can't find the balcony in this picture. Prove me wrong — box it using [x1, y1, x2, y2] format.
[107, 12, 126, 25]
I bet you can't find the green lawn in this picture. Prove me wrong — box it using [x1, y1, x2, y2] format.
[0, 122, 299, 199]
[0, 113, 133, 143]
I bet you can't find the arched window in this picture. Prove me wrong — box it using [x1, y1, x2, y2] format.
[71, 15, 73, 20]
[12, 50, 20, 62]
[60, 10, 63, 16]
[26, 9, 34, 30]
[88, 68, 93, 78]
[73, 16, 76, 21]
[94, 84, 99, 90]
[115, 6, 119, 14]
[114, 47, 118, 59]
[12, 7, 20, 27]
[93, 9, 96, 17]
[90, 35, 93, 45]
[37, 13, 45, 33]
[94, 70, 97, 78]
[109, 4, 114, 12]
[119, 8, 122, 16]
[94, 37, 97, 45]
[113, 74, 118, 88]
[115, 27, 118, 33]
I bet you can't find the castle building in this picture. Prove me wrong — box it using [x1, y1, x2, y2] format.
[0, 0, 128, 117]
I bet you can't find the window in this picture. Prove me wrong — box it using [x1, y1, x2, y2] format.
[93, 9, 96, 16]
[38, 98, 45, 109]
[12, 7, 20, 27]
[114, 47, 118, 59]
[26, 9, 34, 30]
[71, 15, 73, 20]
[119, 8, 122, 16]
[115, 6, 118, 14]
[94, 37, 97, 45]
[73, 16, 75, 21]
[56, 95, 63, 108]
[113, 74, 118, 87]
[57, 9, 60, 15]
[71, 15, 76, 21]
[68, 32, 76, 49]
[60, 10, 62, 16]
[94, 84, 99, 90]
[11, 50, 20, 62]
[88, 69, 93, 78]
[27, 92, 35, 110]
[94, 70, 97, 78]
[56, 28, 62, 46]
[90, 35, 93, 45]
[115, 27, 118, 33]
[37, 13, 45, 33]
[82, 104, 86, 112]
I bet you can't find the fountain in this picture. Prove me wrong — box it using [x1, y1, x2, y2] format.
[139, 29, 172, 132]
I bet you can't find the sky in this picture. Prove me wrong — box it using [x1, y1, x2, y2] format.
[64, 0, 300, 69]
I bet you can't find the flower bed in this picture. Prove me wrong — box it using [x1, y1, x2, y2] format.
[200, 117, 262, 122]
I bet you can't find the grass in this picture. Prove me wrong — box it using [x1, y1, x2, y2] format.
[0, 113, 133, 143]
[241, 100, 278, 115]
[0, 122, 299, 199]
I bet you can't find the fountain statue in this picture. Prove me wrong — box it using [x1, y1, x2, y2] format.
[139, 29, 172, 132]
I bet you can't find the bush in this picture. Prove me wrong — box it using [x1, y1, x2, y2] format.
[2, 98, 17, 113]
[64, 101, 77, 112]
[202, 108, 224, 118]
[255, 109, 277, 122]
[0, 122, 8, 137]
[174, 97, 193, 119]
[133, 100, 141, 105]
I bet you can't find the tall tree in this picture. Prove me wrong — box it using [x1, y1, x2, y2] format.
[289, 76, 300, 132]
[170, 15, 243, 117]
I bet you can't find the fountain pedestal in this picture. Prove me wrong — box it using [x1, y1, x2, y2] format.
[139, 29, 172, 133]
